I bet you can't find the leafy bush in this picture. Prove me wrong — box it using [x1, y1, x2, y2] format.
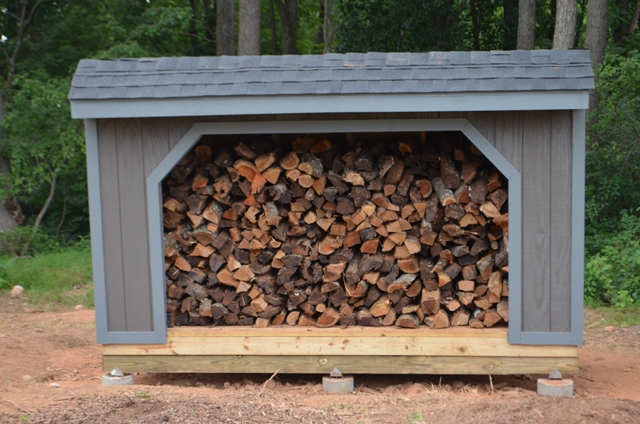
[584, 50, 640, 308]
[586, 51, 640, 257]
[585, 210, 640, 308]
[0, 226, 61, 257]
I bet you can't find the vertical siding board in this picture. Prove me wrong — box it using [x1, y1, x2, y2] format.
[169, 118, 197, 149]
[116, 119, 153, 332]
[143, 119, 171, 178]
[522, 112, 552, 332]
[97, 119, 127, 332]
[550, 111, 573, 332]
[467, 112, 496, 148]
[494, 112, 523, 174]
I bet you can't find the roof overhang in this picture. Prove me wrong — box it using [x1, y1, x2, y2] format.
[70, 90, 589, 119]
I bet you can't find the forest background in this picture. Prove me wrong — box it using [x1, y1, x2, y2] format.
[0, 0, 638, 309]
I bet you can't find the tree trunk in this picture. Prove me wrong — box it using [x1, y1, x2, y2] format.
[323, 0, 335, 53]
[517, 0, 536, 49]
[470, 0, 481, 50]
[188, 0, 200, 55]
[503, 0, 518, 49]
[274, 0, 297, 54]
[585, 0, 609, 114]
[21, 175, 56, 256]
[269, 0, 278, 54]
[630, 0, 640, 33]
[239, 0, 261, 55]
[613, 0, 631, 42]
[553, 0, 578, 49]
[0, 92, 19, 232]
[216, 0, 236, 56]
[585, 0, 609, 70]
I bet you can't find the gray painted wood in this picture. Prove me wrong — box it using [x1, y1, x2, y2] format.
[522, 111, 552, 333]
[467, 112, 496, 150]
[550, 111, 573, 332]
[97, 119, 127, 332]
[116, 119, 153, 331]
[142, 119, 171, 178]
[169, 118, 197, 149]
[570, 110, 586, 344]
[94, 112, 578, 342]
[71, 91, 591, 120]
[493, 112, 523, 174]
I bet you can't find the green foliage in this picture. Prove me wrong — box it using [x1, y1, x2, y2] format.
[0, 226, 62, 257]
[0, 76, 87, 251]
[0, 246, 93, 310]
[1, 76, 84, 194]
[585, 211, 640, 307]
[334, 0, 470, 53]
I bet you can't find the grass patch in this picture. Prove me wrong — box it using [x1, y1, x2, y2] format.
[0, 247, 93, 311]
[585, 301, 640, 328]
[403, 410, 424, 424]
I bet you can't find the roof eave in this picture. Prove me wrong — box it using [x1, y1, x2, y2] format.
[70, 90, 590, 120]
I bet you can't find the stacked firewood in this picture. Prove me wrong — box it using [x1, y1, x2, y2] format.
[163, 134, 509, 329]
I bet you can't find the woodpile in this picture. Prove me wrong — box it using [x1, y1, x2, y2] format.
[163, 133, 509, 329]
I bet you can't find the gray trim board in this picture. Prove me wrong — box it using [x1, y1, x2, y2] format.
[145, 118, 527, 345]
[571, 109, 586, 344]
[71, 91, 589, 119]
[85, 119, 108, 344]
[507, 172, 523, 344]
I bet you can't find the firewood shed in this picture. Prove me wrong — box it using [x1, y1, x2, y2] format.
[69, 50, 593, 375]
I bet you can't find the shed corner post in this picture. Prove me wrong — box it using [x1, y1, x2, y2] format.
[571, 109, 586, 345]
[84, 119, 110, 344]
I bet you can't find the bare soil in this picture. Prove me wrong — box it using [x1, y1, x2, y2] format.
[0, 298, 639, 423]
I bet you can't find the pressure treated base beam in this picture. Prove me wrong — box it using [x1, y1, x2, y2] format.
[103, 354, 579, 375]
[102, 327, 579, 375]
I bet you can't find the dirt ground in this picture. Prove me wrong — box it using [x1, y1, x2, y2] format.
[0, 298, 639, 424]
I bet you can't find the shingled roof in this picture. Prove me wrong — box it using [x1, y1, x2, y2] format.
[69, 50, 594, 101]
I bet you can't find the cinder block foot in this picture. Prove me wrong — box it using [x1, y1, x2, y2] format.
[102, 373, 135, 386]
[537, 378, 573, 397]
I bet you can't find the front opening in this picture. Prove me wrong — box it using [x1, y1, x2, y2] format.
[161, 130, 508, 329]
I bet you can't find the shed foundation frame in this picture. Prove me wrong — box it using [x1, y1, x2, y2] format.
[102, 327, 579, 375]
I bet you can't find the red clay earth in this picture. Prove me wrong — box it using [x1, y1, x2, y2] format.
[0, 297, 639, 423]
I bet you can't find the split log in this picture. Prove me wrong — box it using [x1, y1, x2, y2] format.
[164, 133, 509, 328]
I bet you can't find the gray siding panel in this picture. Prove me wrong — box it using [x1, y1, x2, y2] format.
[494, 112, 523, 174]
[142, 119, 171, 178]
[550, 111, 572, 332]
[522, 111, 552, 333]
[169, 118, 197, 149]
[116, 119, 154, 331]
[97, 119, 127, 332]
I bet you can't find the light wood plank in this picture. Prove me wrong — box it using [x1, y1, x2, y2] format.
[166, 326, 508, 338]
[116, 119, 153, 331]
[142, 118, 170, 178]
[97, 119, 126, 332]
[103, 354, 579, 375]
[550, 111, 573, 332]
[522, 111, 552, 332]
[102, 335, 578, 357]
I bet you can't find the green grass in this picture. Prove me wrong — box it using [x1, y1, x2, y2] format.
[403, 410, 424, 424]
[585, 300, 640, 328]
[0, 247, 93, 311]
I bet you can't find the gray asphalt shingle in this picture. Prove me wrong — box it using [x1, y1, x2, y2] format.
[69, 50, 594, 101]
